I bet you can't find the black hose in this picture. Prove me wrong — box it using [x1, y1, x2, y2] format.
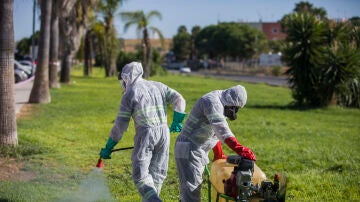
[111, 146, 134, 152]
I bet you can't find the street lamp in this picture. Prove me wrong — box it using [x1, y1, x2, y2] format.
[31, 0, 36, 62]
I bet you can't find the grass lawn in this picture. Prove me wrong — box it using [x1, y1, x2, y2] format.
[0, 68, 359, 201]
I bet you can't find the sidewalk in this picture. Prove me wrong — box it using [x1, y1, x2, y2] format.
[14, 76, 34, 115]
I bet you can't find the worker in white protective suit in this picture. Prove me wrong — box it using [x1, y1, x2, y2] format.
[100, 62, 186, 202]
[174, 85, 256, 202]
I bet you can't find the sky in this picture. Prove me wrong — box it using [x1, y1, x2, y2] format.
[13, 0, 360, 42]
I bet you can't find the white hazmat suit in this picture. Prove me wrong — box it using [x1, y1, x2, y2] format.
[107, 62, 186, 201]
[174, 85, 255, 202]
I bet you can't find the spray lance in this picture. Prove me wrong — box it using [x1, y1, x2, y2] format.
[96, 146, 134, 168]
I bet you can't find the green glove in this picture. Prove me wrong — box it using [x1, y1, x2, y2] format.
[100, 137, 118, 159]
[169, 111, 186, 133]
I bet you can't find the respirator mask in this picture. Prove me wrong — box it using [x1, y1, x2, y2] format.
[224, 106, 239, 121]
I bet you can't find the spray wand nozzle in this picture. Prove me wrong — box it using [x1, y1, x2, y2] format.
[96, 158, 103, 168]
[95, 146, 134, 168]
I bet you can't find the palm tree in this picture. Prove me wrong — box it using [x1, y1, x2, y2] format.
[84, 29, 94, 76]
[282, 13, 328, 107]
[0, 0, 18, 146]
[98, 0, 124, 77]
[29, 0, 52, 103]
[322, 22, 360, 108]
[83, 9, 98, 76]
[49, 0, 60, 88]
[74, 0, 99, 77]
[58, 0, 90, 83]
[293, 1, 327, 20]
[120, 10, 164, 78]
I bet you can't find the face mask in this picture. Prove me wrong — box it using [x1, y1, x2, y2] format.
[224, 106, 239, 121]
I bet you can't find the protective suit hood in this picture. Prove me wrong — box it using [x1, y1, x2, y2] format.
[121, 62, 144, 92]
[220, 85, 247, 108]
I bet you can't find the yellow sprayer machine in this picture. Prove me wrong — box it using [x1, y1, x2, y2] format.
[206, 155, 286, 202]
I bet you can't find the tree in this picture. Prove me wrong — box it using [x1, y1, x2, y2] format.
[83, 8, 98, 77]
[84, 29, 94, 76]
[97, 0, 123, 77]
[29, 0, 52, 103]
[282, 13, 328, 107]
[0, 0, 18, 146]
[293, 1, 327, 20]
[349, 16, 360, 27]
[190, 26, 201, 60]
[322, 21, 360, 108]
[195, 23, 265, 61]
[92, 21, 107, 68]
[16, 37, 31, 56]
[282, 8, 359, 108]
[280, 1, 328, 32]
[120, 10, 164, 78]
[49, 0, 60, 88]
[15, 31, 39, 58]
[59, 0, 89, 83]
[172, 25, 191, 61]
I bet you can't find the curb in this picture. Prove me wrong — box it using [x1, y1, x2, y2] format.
[14, 76, 35, 87]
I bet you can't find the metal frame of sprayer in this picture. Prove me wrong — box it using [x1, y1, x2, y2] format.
[225, 155, 282, 202]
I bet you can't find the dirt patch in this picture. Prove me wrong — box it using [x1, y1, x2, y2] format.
[16, 103, 35, 120]
[0, 158, 36, 181]
[1, 104, 37, 181]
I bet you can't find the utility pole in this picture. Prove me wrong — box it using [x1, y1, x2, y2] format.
[31, 0, 36, 61]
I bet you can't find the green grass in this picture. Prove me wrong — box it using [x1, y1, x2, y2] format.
[0, 68, 359, 201]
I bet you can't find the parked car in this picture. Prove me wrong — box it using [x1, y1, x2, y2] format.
[15, 60, 33, 77]
[14, 64, 28, 83]
[179, 67, 191, 73]
[18, 60, 36, 75]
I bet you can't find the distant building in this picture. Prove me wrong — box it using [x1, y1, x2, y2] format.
[241, 21, 286, 40]
[259, 52, 283, 67]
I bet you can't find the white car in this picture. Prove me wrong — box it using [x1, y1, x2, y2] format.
[19, 60, 36, 75]
[179, 67, 191, 73]
[14, 64, 28, 83]
[15, 60, 33, 77]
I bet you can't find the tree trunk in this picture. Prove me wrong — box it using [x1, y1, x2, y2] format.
[104, 51, 110, 77]
[58, 1, 85, 84]
[104, 37, 116, 77]
[110, 57, 117, 76]
[143, 29, 151, 78]
[145, 43, 152, 77]
[84, 30, 93, 76]
[60, 53, 72, 84]
[0, 0, 18, 146]
[29, 0, 52, 103]
[59, 26, 84, 83]
[104, 16, 116, 77]
[49, 0, 60, 88]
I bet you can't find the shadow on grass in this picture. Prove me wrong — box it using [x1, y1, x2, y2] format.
[0, 144, 48, 158]
[323, 165, 343, 173]
[247, 102, 325, 111]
